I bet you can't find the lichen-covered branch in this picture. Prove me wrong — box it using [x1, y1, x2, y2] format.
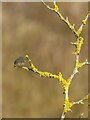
[41, 0, 78, 37]
[77, 11, 90, 36]
[40, 1, 89, 119]
[14, 1, 90, 119]
[14, 55, 59, 79]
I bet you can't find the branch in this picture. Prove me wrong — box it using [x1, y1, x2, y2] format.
[41, 0, 79, 37]
[41, 0, 89, 80]
[77, 11, 90, 36]
[61, 93, 89, 119]
[73, 93, 90, 105]
[14, 55, 59, 79]
[14, 1, 90, 119]
[41, 1, 90, 38]
[70, 59, 89, 81]
[40, 1, 90, 119]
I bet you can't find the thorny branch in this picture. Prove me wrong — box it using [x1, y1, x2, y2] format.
[14, 1, 90, 119]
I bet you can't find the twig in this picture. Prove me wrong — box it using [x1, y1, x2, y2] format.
[73, 93, 90, 105]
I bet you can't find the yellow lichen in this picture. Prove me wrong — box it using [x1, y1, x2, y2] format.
[64, 98, 73, 113]
[54, 4, 59, 12]
[31, 63, 38, 72]
[82, 20, 87, 25]
[76, 62, 84, 69]
[59, 73, 71, 94]
[39, 72, 52, 77]
[74, 37, 84, 55]
[77, 27, 83, 36]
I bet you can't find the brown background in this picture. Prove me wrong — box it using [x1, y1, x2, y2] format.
[2, 2, 88, 118]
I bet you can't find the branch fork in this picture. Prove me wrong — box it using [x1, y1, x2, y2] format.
[14, 1, 90, 119]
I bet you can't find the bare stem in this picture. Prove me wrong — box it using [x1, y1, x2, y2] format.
[73, 93, 90, 105]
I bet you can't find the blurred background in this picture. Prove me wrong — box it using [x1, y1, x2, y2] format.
[2, 2, 88, 118]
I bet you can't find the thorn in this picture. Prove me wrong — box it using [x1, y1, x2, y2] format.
[73, 24, 75, 28]
[25, 55, 29, 58]
[54, 1, 56, 6]
[84, 59, 90, 65]
[66, 16, 69, 22]
[70, 42, 77, 45]
[22, 67, 29, 71]
[76, 69, 79, 73]
[81, 101, 84, 104]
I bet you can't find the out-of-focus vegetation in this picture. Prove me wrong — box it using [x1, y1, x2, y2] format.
[2, 2, 88, 118]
